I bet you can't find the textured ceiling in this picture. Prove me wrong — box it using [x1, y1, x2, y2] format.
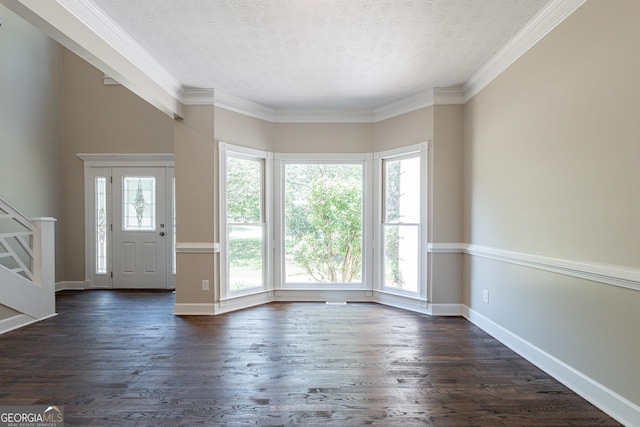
[90, 0, 549, 110]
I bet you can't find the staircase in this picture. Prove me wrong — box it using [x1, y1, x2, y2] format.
[0, 198, 56, 334]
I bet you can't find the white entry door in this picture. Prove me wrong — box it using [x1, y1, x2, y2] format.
[112, 167, 170, 289]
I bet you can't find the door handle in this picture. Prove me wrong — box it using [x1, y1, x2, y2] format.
[159, 232, 165, 236]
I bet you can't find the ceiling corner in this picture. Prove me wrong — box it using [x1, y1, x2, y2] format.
[463, 0, 588, 102]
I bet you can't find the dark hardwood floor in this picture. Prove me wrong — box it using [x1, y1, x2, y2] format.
[0, 291, 621, 426]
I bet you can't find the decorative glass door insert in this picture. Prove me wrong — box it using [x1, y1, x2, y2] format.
[122, 176, 156, 231]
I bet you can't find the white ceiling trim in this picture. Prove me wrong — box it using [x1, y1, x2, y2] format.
[181, 88, 215, 106]
[3, 0, 182, 117]
[58, 0, 182, 99]
[207, 0, 583, 122]
[213, 92, 276, 122]
[463, 0, 588, 102]
[373, 90, 435, 123]
[16, 0, 583, 122]
[433, 88, 466, 105]
[275, 108, 375, 124]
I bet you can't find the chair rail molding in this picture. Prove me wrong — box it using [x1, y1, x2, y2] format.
[429, 243, 640, 292]
[175, 242, 219, 254]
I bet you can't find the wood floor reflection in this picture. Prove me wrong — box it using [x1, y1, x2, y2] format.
[0, 291, 621, 426]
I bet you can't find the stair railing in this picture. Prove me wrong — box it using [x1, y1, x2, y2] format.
[0, 197, 56, 319]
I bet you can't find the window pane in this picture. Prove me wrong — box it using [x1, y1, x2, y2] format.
[385, 156, 420, 223]
[229, 225, 263, 292]
[226, 157, 262, 223]
[226, 156, 264, 293]
[285, 163, 363, 283]
[383, 225, 419, 293]
[123, 176, 156, 231]
[95, 177, 107, 274]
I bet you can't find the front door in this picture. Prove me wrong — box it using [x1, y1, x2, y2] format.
[112, 167, 169, 289]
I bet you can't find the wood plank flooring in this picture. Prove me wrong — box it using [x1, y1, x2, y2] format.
[0, 291, 621, 426]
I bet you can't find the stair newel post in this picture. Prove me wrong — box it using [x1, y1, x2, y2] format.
[32, 217, 57, 317]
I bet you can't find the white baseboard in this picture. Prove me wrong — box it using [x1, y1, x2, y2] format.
[463, 306, 640, 426]
[0, 313, 57, 335]
[55, 281, 88, 292]
[173, 303, 216, 315]
[216, 292, 274, 314]
[428, 303, 464, 316]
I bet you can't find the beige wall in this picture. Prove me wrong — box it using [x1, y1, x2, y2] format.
[463, 0, 640, 405]
[214, 107, 274, 151]
[62, 50, 174, 281]
[0, 4, 64, 282]
[373, 107, 433, 152]
[274, 122, 373, 153]
[175, 105, 216, 304]
[431, 105, 463, 303]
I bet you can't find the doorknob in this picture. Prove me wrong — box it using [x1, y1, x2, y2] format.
[159, 232, 165, 236]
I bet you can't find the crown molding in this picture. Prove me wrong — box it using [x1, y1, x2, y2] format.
[373, 89, 435, 122]
[57, 0, 182, 99]
[463, 0, 587, 102]
[213, 91, 276, 122]
[274, 108, 375, 123]
[103, 74, 120, 86]
[212, 87, 466, 123]
[180, 88, 215, 106]
[18, 0, 583, 122]
[433, 87, 466, 105]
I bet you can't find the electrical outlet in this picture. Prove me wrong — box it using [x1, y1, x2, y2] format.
[202, 279, 210, 291]
[483, 289, 489, 303]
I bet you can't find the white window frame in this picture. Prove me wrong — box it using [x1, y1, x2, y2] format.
[274, 153, 373, 290]
[219, 142, 273, 300]
[374, 142, 429, 300]
[218, 143, 427, 302]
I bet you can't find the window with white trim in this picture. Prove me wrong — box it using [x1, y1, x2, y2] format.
[376, 144, 428, 298]
[220, 144, 271, 298]
[220, 142, 427, 299]
[281, 159, 366, 286]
